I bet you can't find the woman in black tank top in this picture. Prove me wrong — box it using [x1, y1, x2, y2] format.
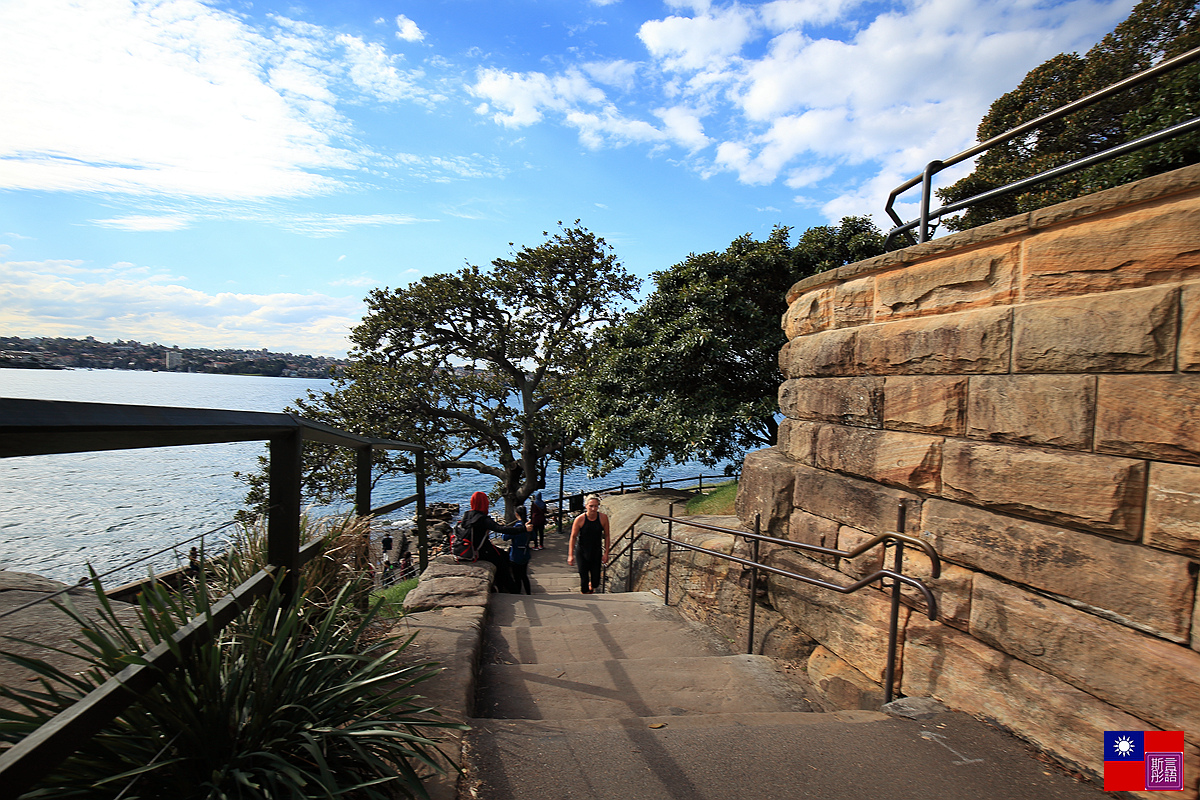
[568, 494, 610, 594]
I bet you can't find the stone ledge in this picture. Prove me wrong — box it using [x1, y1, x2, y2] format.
[402, 555, 495, 613]
[784, 162, 1200, 304]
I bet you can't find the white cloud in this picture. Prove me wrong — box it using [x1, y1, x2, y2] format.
[336, 34, 426, 104]
[0, 0, 438, 200]
[0, 256, 361, 356]
[395, 14, 425, 43]
[637, 5, 757, 71]
[273, 213, 437, 237]
[90, 215, 194, 232]
[470, 67, 607, 128]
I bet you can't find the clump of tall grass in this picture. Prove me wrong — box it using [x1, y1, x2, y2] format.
[0, 514, 462, 800]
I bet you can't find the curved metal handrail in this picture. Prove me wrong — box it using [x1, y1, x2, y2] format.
[884, 44, 1200, 249]
[610, 511, 941, 579]
[605, 508, 940, 704]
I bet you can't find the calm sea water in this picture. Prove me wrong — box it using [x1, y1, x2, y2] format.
[2, 370, 729, 585]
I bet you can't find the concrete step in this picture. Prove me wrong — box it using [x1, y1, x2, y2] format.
[476, 654, 820, 720]
[487, 591, 668, 628]
[483, 617, 732, 665]
[462, 709, 1109, 800]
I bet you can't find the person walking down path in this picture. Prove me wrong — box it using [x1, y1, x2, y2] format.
[567, 494, 610, 594]
[529, 492, 547, 550]
[502, 506, 533, 595]
[461, 491, 514, 593]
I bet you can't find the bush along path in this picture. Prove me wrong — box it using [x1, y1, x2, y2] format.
[457, 498, 1114, 800]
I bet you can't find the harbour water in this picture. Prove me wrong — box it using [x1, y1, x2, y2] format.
[1, 370, 731, 585]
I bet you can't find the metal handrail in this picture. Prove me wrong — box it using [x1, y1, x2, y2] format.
[0, 397, 427, 794]
[884, 45, 1200, 249]
[604, 506, 939, 704]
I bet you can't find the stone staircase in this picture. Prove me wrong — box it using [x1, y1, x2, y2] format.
[457, 528, 1111, 800]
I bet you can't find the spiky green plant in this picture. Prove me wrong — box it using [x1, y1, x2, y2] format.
[0, 569, 463, 800]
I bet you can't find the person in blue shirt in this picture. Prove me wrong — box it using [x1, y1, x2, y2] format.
[502, 505, 534, 594]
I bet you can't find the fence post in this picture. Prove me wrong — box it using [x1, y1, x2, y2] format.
[416, 449, 429, 572]
[354, 445, 372, 517]
[698, 474, 703, 494]
[664, 503, 674, 606]
[747, 513, 760, 654]
[627, 526, 635, 592]
[268, 429, 303, 601]
[883, 503, 908, 704]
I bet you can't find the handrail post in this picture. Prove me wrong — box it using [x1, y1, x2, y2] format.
[664, 502, 674, 605]
[747, 513, 760, 655]
[416, 449, 428, 572]
[268, 430, 303, 602]
[354, 445, 372, 517]
[698, 474, 703, 495]
[883, 503, 908, 704]
[919, 160, 943, 243]
[627, 525, 635, 592]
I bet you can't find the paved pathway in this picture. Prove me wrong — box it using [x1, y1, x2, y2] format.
[459, 516, 1114, 800]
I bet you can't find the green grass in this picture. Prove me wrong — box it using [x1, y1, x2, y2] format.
[686, 480, 738, 515]
[373, 576, 420, 618]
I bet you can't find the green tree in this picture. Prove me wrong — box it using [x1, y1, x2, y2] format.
[573, 218, 884, 482]
[937, 0, 1199, 232]
[241, 222, 639, 520]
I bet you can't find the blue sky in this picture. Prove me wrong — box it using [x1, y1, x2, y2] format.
[1, 0, 1136, 357]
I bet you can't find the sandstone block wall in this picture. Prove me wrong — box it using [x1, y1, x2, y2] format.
[738, 163, 1200, 798]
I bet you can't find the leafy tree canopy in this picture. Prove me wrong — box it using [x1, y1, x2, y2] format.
[937, 0, 1199, 232]
[240, 222, 639, 520]
[571, 217, 884, 482]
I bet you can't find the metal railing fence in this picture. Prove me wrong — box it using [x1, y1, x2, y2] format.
[0, 397, 427, 795]
[541, 471, 736, 530]
[604, 504, 940, 704]
[884, 45, 1200, 250]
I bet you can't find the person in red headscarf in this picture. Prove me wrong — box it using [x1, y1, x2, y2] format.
[459, 491, 514, 592]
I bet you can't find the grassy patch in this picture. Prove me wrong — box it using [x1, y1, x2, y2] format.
[686, 480, 738, 515]
[373, 576, 419, 618]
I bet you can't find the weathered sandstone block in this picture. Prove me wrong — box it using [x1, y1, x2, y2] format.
[766, 548, 909, 683]
[832, 277, 874, 328]
[780, 326, 858, 378]
[736, 448, 797, 540]
[778, 377, 883, 427]
[855, 307, 1012, 375]
[1023, 193, 1200, 301]
[783, 286, 832, 339]
[787, 509, 839, 565]
[1180, 282, 1200, 372]
[941, 440, 1145, 538]
[777, 418, 819, 465]
[903, 619, 1173, 783]
[875, 242, 1018, 320]
[967, 375, 1095, 450]
[1096, 375, 1200, 464]
[922, 499, 1194, 642]
[792, 464, 919, 535]
[1145, 461, 1200, 559]
[1013, 285, 1178, 373]
[969, 574, 1200, 735]
[807, 645, 885, 710]
[780, 308, 1012, 377]
[883, 376, 966, 435]
[814, 424, 942, 493]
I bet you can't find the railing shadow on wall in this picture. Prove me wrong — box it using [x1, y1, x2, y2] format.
[884, 44, 1200, 250]
[0, 397, 426, 795]
[603, 503, 940, 704]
